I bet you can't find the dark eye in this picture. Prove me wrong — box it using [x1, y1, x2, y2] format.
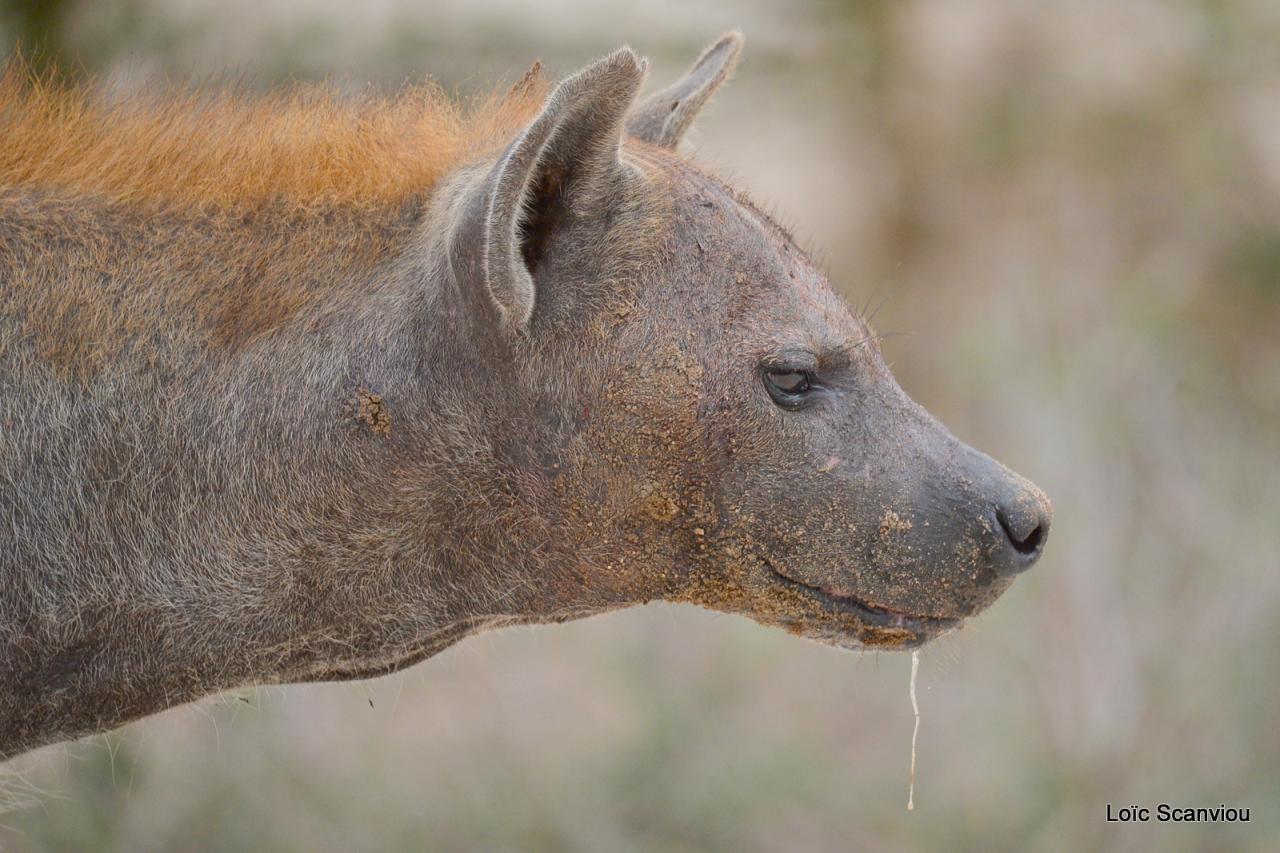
[763, 369, 816, 407]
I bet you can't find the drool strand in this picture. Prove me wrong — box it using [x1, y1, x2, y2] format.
[907, 649, 920, 811]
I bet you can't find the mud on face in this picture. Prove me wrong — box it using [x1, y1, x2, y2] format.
[536, 154, 1049, 651]
[473, 36, 1050, 652]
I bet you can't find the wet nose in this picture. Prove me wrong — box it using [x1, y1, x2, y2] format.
[992, 486, 1051, 576]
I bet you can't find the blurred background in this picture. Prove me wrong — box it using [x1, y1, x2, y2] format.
[1, 0, 1278, 850]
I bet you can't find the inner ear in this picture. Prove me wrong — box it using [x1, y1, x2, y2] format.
[482, 47, 645, 333]
[518, 163, 570, 274]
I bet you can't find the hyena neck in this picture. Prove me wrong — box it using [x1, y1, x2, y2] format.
[0, 177, 527, 757]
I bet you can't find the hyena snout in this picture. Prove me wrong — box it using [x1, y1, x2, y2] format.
[970, 452, 1052, 577]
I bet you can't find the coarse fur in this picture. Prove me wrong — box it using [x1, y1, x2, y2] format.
[0, 57, 548, 211]
[0, 35, 1051, 759]
[0, 57, 547, 379]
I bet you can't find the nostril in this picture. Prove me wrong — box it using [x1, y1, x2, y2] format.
[997, 508, 1045, 557]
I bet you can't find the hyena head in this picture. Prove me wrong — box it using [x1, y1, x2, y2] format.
[441, 34, 1051, 651]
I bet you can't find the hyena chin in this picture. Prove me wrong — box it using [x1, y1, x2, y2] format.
[0, 33, 1050, 758]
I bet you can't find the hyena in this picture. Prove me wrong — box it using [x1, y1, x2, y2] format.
[0, 34, 1050, 758]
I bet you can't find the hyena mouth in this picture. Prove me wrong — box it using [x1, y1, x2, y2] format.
[764, 561, 961, 639]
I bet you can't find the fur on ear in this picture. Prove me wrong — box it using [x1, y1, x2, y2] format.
[484, 47, 647, 333]
[626, 32, 742, 149]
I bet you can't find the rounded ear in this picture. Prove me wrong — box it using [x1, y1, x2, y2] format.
[626, 32, 742, 149]
[484, 48, 647, 334]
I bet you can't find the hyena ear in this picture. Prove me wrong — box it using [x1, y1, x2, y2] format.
[625, 32, 742, 149]
[484, 48, 647, 333]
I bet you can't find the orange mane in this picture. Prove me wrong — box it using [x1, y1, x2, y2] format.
[0, 59, 548, 211]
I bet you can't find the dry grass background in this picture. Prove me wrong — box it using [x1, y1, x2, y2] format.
[1, 0, 1278, 850]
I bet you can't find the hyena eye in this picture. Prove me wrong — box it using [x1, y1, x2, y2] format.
[763, 369, 815, 408]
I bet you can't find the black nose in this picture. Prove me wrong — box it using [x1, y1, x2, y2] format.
[992, 493, 1051, 576]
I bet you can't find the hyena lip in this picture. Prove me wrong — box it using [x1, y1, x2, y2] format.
[765, 563, 961, 634]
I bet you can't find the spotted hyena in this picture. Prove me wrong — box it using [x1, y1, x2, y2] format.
[0, 34, 1050, 758]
